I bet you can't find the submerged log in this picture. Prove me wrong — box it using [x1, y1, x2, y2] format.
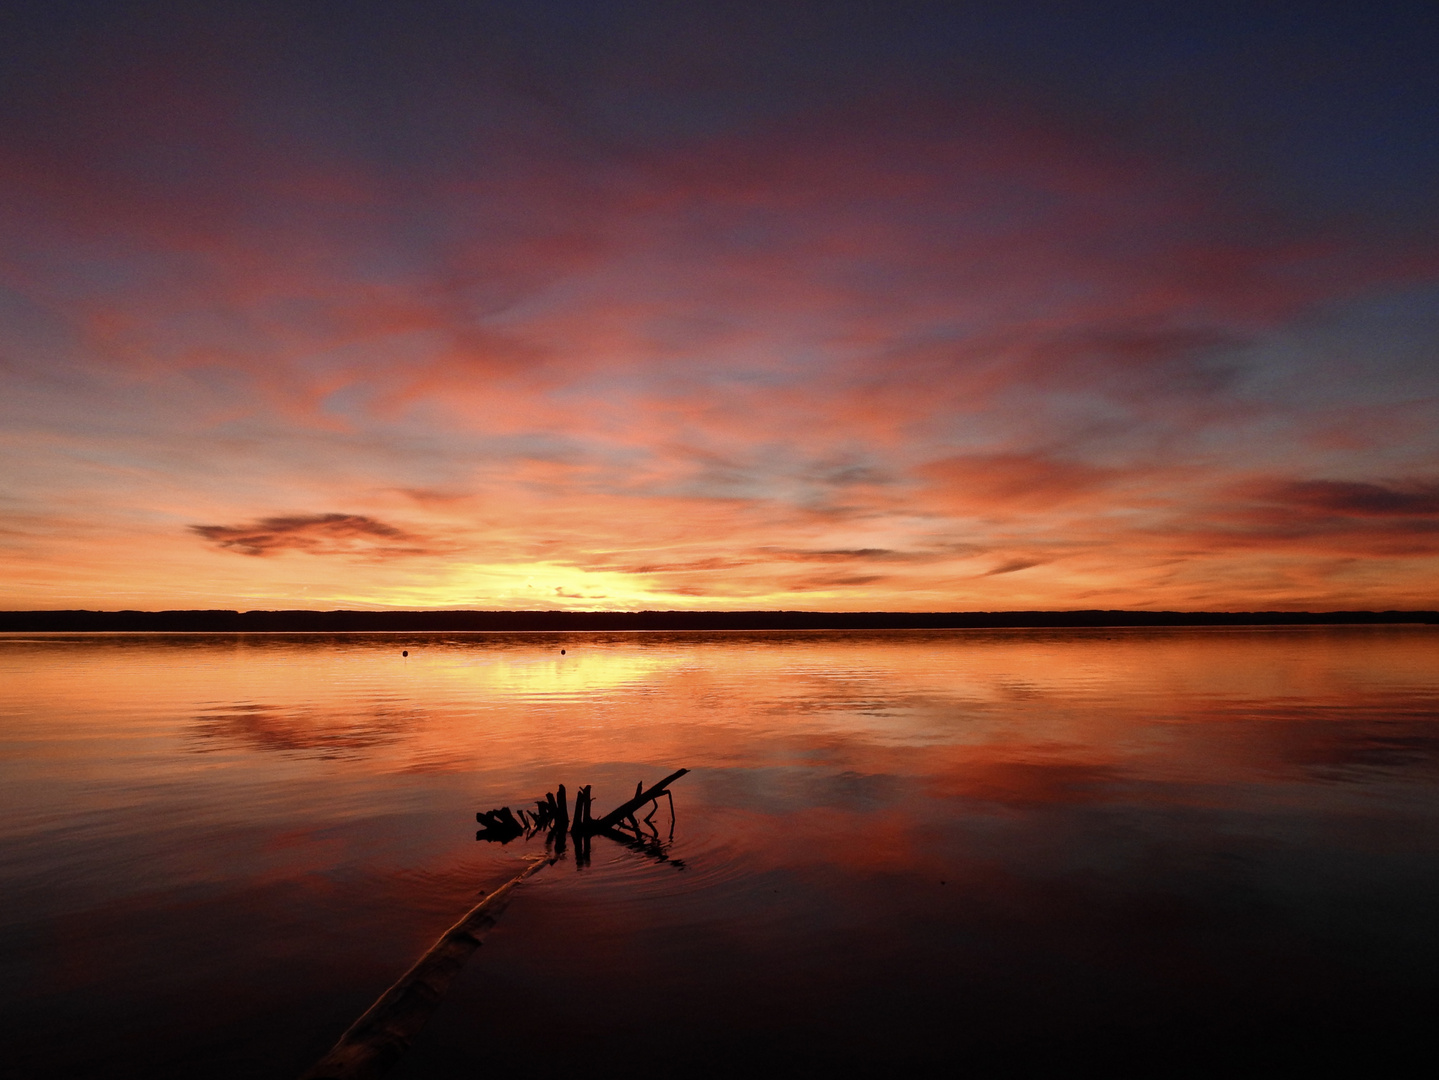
[300, 855, 554, 1080]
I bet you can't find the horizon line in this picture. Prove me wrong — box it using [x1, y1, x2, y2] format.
[2, 608, 1436, 633]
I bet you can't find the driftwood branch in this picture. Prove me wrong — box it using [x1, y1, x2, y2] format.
[306, 769, 689, 1079]
[589, 768, 689, 833]
[475, 769, 689, 844]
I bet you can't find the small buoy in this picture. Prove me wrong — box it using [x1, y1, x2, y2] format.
[402, 650, 408, 657]
[560, 648, 566, 654]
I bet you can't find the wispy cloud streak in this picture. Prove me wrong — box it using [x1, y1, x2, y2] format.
[190, 514, 437, 559]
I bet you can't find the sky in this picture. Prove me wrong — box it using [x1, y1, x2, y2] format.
[1, 0, 1437, 612]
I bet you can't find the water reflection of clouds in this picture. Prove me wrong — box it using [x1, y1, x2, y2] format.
[924, 758, 1129, 807]
[80, 630, 1439, 797]
[1273, 714, 1439, 785]
[190, 700, 418, 758]
[694, 766, 903, 817]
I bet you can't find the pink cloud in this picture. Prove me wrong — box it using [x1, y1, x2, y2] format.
[917, 454, 1121, 516]
[190, 513, 440, 559]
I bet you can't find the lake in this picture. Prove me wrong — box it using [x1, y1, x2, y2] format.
[2, 627, 1437, 1077]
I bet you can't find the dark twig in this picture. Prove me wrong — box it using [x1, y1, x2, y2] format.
[588, 769, 689, 834]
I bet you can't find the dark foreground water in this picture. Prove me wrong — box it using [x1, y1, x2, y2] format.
[1, 627, 1437, 1078]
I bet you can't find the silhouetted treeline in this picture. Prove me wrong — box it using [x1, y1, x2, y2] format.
[1, 609, 1435, 632]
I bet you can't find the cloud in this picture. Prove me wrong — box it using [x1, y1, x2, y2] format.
[770, 547, 906, 562]
[918, 454, 1120, 516]
[1136, 476, 1439, 560]
[1266, 479, 1439, 517]
[612, 557, 750, 575]
[786, 573, 888, 591]
[984, 559, 1045, 576]
[189, 513, 436, 558]
[394, 487, 475, 506]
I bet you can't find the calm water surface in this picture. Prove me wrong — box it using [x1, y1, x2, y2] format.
[2, 627, 1437, 1077]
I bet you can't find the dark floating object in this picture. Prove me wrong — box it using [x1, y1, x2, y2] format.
[303, 768, 690, 1080]
[401, 650, 408, 657]
[476, 768, 690, 870]
[474, 768, 689, 856]
[560, 648, 565, 654]
[474, 804, 523, 841]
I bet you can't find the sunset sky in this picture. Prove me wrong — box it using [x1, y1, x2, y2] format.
[2, 1, 1437, 612]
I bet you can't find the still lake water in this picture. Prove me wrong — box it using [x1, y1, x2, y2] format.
[2, 627, 1437, 1078]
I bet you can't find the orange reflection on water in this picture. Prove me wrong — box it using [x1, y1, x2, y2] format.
[2, 627, 1438, 1077]
[5, 625, 1436, 791]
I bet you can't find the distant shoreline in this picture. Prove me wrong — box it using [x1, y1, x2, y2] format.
[1, 609, 1435, 632]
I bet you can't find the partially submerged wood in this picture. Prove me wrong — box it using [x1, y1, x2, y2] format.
[300, 855, 553, 1080]
[474, 805, 523, 842]
[474, 769, 689, 845]
[304, 769, 690, 1079]
[570, 783, 592, 836]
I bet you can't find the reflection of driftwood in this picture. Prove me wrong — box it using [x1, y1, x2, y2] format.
[300, 855, 553, 1080]
[594, 823, 687, 869]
